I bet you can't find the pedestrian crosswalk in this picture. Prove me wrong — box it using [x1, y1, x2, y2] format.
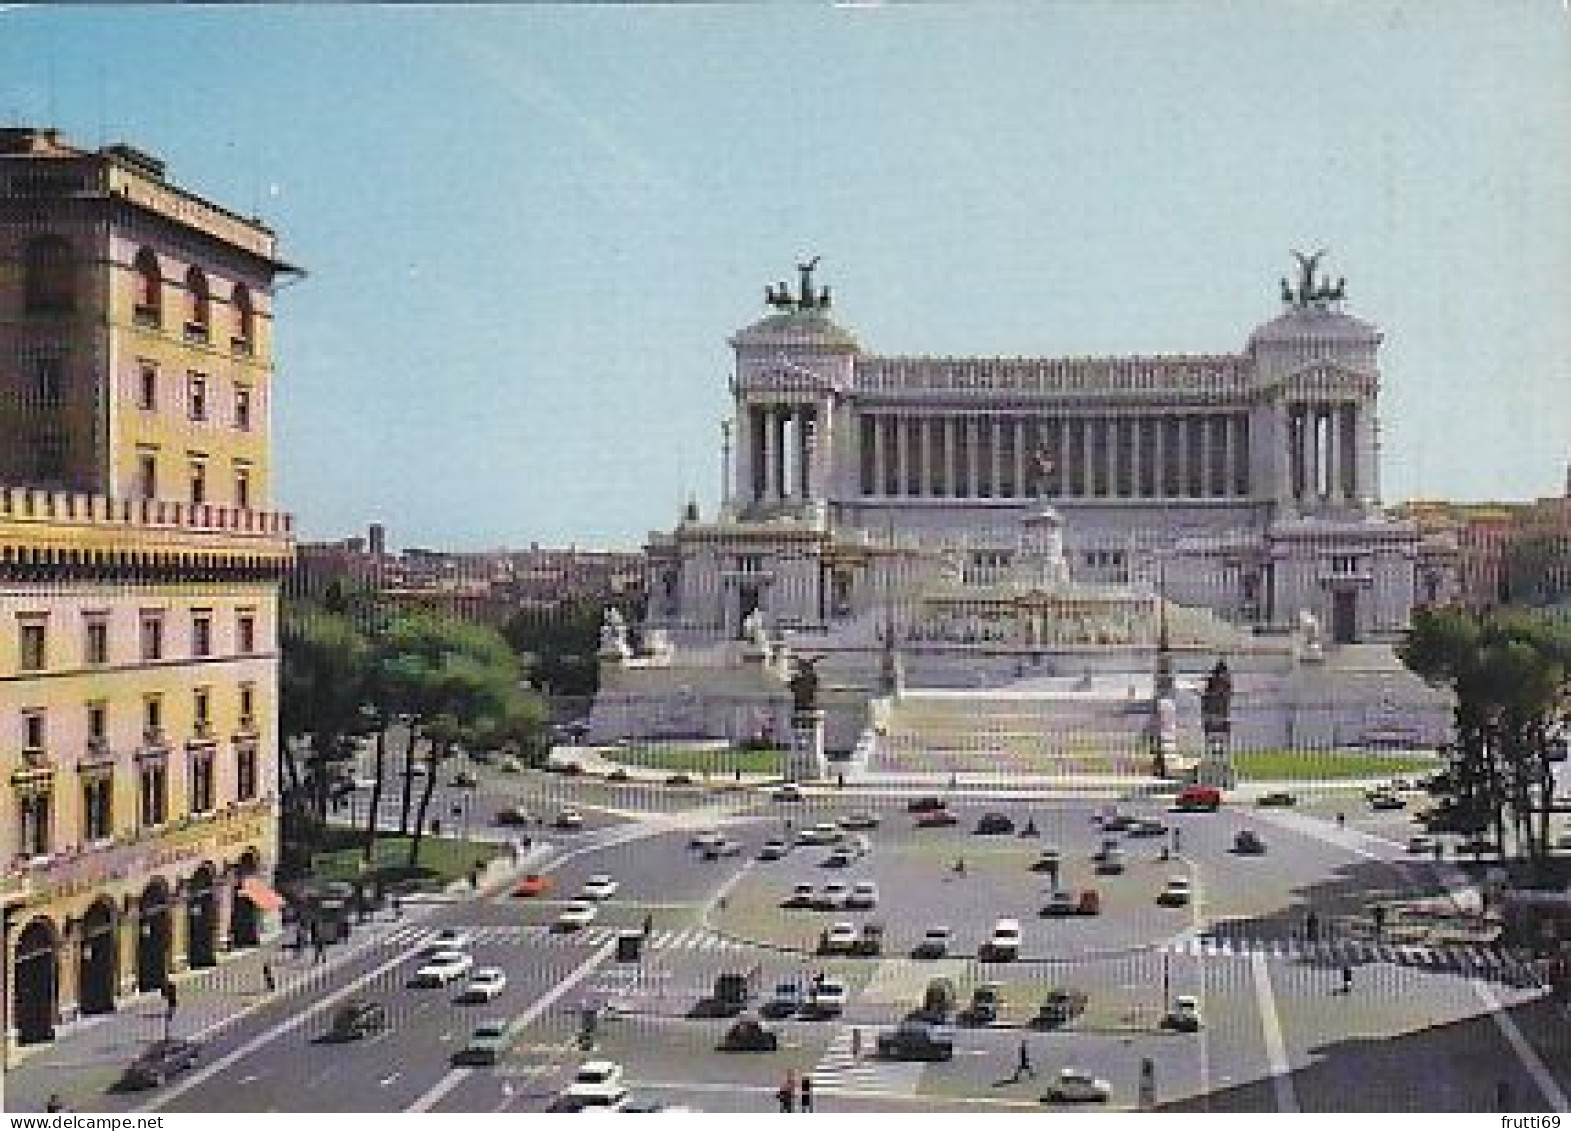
[809, 1024, 925, 1096]
[1161, 934, 1545, 987]
[379, 923, 753, 953]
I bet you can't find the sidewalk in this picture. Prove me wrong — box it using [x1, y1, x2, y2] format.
[3, 846, 546, 1114]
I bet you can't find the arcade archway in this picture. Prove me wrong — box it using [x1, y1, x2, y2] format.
[137, 879, 173, 991]
[230, 851, 262, 949]
[185, 865, 217, 969]
[78, 898, 118, 1015]
[14, 917, 58, 1045]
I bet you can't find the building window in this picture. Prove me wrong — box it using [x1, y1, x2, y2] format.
[188, 373, 208, 421]
[138, 362, 157, 410]
[236, 746, 258, 802]
[82, 775, 112, 841]
[139, 763, 167, 826]
[189, 459, 207, 505]
[239, 682, 255, 727]
[185, 266, 210, 341]
[133, 247, 162, 326]
[235, 465, 251, 509]
[22, 709, 46, 753]
[143, 694, 163, 741]
[190, 750, 214, 814]
[84, 617, 109, 666]
[237, 613, 257, 655]
[87, 701, 107, 742]
[193, 687, 211, 735]
[18, 619, 47, 671]
[18, 790, 52, 857]
[140, 614, 164, 661]
[24, 234, 75, 314]
[34, 356, 65, 408]
[137, 450, 158, 500]
[233, 283, 254, 353]
[192, 612, 213, 658]
[234, 385, 252, 431]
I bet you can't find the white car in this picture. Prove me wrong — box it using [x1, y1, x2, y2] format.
[703, 838, 743, 858]
[1162, 994, 1202, 1031]
[580, 874, 619, 900]
[914, 926, 952, 958]
[840, 811, 880, 830]
[821, 921, 860, 954]
[410, 950, 474, 987]
[815, 882, 850, 910]
[796, 823, 842, 846]
[1044, 1067, 1112, 1103]
[556, 900, 598, 931]
[986, 918, 1022, 959]
[458, 967, 508, 1003]
[772, 783, 805, 802]
[784, 881, 817, 907]
[758, 838, 790, 860]
[557, 1060, 629, 1111]
[1158, 877, 1193, 906]
[804, 977, 848, 1017]
[423, 927, 475, 953]
[847, 880, 880, 909]
[555, 807, 585, 830]
[690, 830, 724, 850]
[1407, 834, 1438, 854]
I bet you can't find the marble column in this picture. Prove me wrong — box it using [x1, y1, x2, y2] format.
[761, 408, 778, 501]
[944, 416, 957, 497]
[967, 415, 980, 497]
[1057, 417, 1071, 498]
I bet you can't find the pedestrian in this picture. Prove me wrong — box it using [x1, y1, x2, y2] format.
[851, 1026, 862, 1059]
[262, 962, 276, 993]
[776, 1081, 795, 1113]
[1013, 1038, 1036, 1081]
[642, 912, 654, 940]
[1432, 840, 1443, 862]
[1372, 904, 1387, 940]
[836, 772, 845, 788]
[1336, 812, 1345, 829]
[1172, 828, 1182, 853]
[799, 1074, 813, 1112]
[1340, 964, 1353, 994]
[45, 1094, 64, 1113]
[313, 932, 327, 965]
[1306, 910, 1320, 943]
[469, 864, 481, 890]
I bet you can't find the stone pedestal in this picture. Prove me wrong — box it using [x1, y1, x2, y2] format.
[1194, 733, 1237, 789]
[786, 708, 827, 782]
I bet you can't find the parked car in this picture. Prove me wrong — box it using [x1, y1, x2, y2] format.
[1094, 846, 1126, 875]
[982, 918, 1021, 962]
[797, 822, 843, 846]
[840, 811, 880, 830]
[514, 873, 551, 898]
[666, 773, 695, 786]
[718, 1014, 779, 1052]
[555, 900, 598, 931]
[820, 922, 861, 955]
[494, 805, 532, 827]
[823, 846, 856, 868]
[913, 926, 953, 958]
[1369, 792, 1406, 811]
[604, 767, 630, 782]
[1031, 847, 1063, 872]
[1041, 890, 1077, 917]
[702, 838, 743, 859]
[772, 783, 805, 802]
[815, 882, 850, 910]
[554, 807, 585, 830]
[920, 977, 958, 1022]
[1256, 791, 1297, 808]
[1158, 877, 1193, 907]
[410, 951, 474, 988]
[555, 1060, 629, 1112]
[916, 809, 959, 828]
[1128, 818, 1168, 838]
[1043, 1067, 1112, 1103]
[119, 1038, 201, 1090]
[907, 796, 946, 813]
[453, 1019, 513, 1065]
[1161, 994, 1203, 1032]
[849, 922, 885, 957]
[497, 754, 523, 773]
[847, 880, 880, 909]
[1407, 834, 1438, 854]
[1175, 785, 1222, 812]
[1233, 830, 1266, 855]
[802, 977, 848, 1018]
[326, 998, 388, 1041]
[690, 829, 724, 850]
[876, 1020, 955, 1062]
[1031, 988, 1089, 1028]
[458, 968, 508, 1004]
[782, 882, 816, 908]
[580, 874, 619, 900]
[975, 812, 1015, 835]
[424, 928, 476, 953]
[758, 838, 790, 860]
[968, 981, 1003, 1024]
[1102, 813, 1136, 832]
[763, 981, 803, 1017]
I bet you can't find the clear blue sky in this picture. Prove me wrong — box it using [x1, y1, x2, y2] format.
[5, 2, 1568, 550]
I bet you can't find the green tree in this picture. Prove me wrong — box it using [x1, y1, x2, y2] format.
[279, 604, 373, 845]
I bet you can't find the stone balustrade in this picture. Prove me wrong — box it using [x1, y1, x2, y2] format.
[0, 486, 293, 537]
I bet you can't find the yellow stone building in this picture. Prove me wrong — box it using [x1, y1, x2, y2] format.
[0, 127, 296, 1054]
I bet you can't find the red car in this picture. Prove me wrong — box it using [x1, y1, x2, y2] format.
[513, 873, 552, 898]
[915, 809, 959, 828]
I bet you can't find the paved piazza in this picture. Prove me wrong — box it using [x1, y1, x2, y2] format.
[15, 767, 1569, 1115]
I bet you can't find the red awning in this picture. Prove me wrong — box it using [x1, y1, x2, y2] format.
[238, 876, 286, 912]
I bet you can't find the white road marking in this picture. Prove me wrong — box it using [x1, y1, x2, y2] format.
[1471, 978, 1570, 1110]
[405, 936, 617, 1113]
[1249, 950, 1299, 1113]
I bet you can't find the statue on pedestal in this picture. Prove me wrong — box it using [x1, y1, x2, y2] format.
[789, 656, 821, 715]
[598, 607, 632, 662]
[1297, 608, 1324, 661]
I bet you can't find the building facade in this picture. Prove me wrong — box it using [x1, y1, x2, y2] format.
[0, 128, 295, 1054]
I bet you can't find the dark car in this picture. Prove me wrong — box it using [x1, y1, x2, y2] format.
[1031, 988, 1089, 1028]
[916, 809, 958, 828]
[119, 1038, 201, 1090]
[1128, 818, 1168, 838]
[327, 998, 388, 1041]
[1369, 792, 1406, 811]
[907, 796, 946, 813]
[1102, 814, 1136, 832]
[975, 813, 1015, 835]
[494, 805, 531, 827]
[1256, 791, 1297, 808]
[1233, 830, 1266, 855]
[718, 1015, 778, 1052]
[666, 772, 695, 786]
[876, 1020, 955, 1062]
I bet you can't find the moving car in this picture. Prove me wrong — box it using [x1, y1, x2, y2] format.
[580, 874, 619, 900]
[847, 880, 880, 909]
[458, 968, 508, 1004]
[772, 783, 805, 802]
[1407, 834, 1438, 854]
[840, 811, 880, 830]
[1102, 813, 1136, 832]
[690, 830, 725, 850]
[494, 805, 531, 827]
[1157, 877, 1193, 907]
[326, 998, 388, 1040]
[1256, 791, 1297, 808]
[820, 921, 861, 955]
[797, 822, 843, 846]
[1094, 845, 1126, 875]
[1129, 818, 1168, 838]
[1232, 830, 1266, 855]
[555, 1060, 629, 1112]
[702, 838, 743, 859]
[1043, 1067, 1112, 1103]
[1041, 890, 1077, 917]
[782, 882, 816, 908]
[1031, 988, 1089, 1027]
[983, 918, 1022, 962]
[453, 1019, 513, 1065]
[1175, 785, 1222, 812]
[913, 926, 953, 958]
[968, 982, 1003, 1024]
[1031, 847, 1062, 872]
[410, 950, 474, 987]
[554, 807, 585, 830]
[763, 981, 803, 1017]
[758, 838, 790, 860]
[876, 1020, 955, 1062]
[514, 873, 551, 898]
[1161, 994, 1203, 1032]
[815, 882, 850, 910]
[975, 812, 1015, 835]
[907, 796, 946, 813]
[718, 1014, 779, 1052]
[823, 845, 856, 868]
[916, 809, 959, 828]
[555, 900, 598, 931]
[118, 1038, 201, 1090]
[1369, 792, 1406, 811]
[425, 928, 475, 952]
[802, 977, 848, 1018]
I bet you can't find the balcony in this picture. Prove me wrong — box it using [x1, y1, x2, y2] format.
[132, 304, 161, 329]
[192, 719, 214, 741]
[236, 715, 257, 736]
[230, 336, 254, 358]
[183, 320, 211, 344]
[142, 725, 166, 748]
[85, 736, 109, 758]
[21, 745, 48, 769]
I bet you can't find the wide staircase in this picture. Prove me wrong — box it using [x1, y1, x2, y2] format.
[868, 678, 1201, 780]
